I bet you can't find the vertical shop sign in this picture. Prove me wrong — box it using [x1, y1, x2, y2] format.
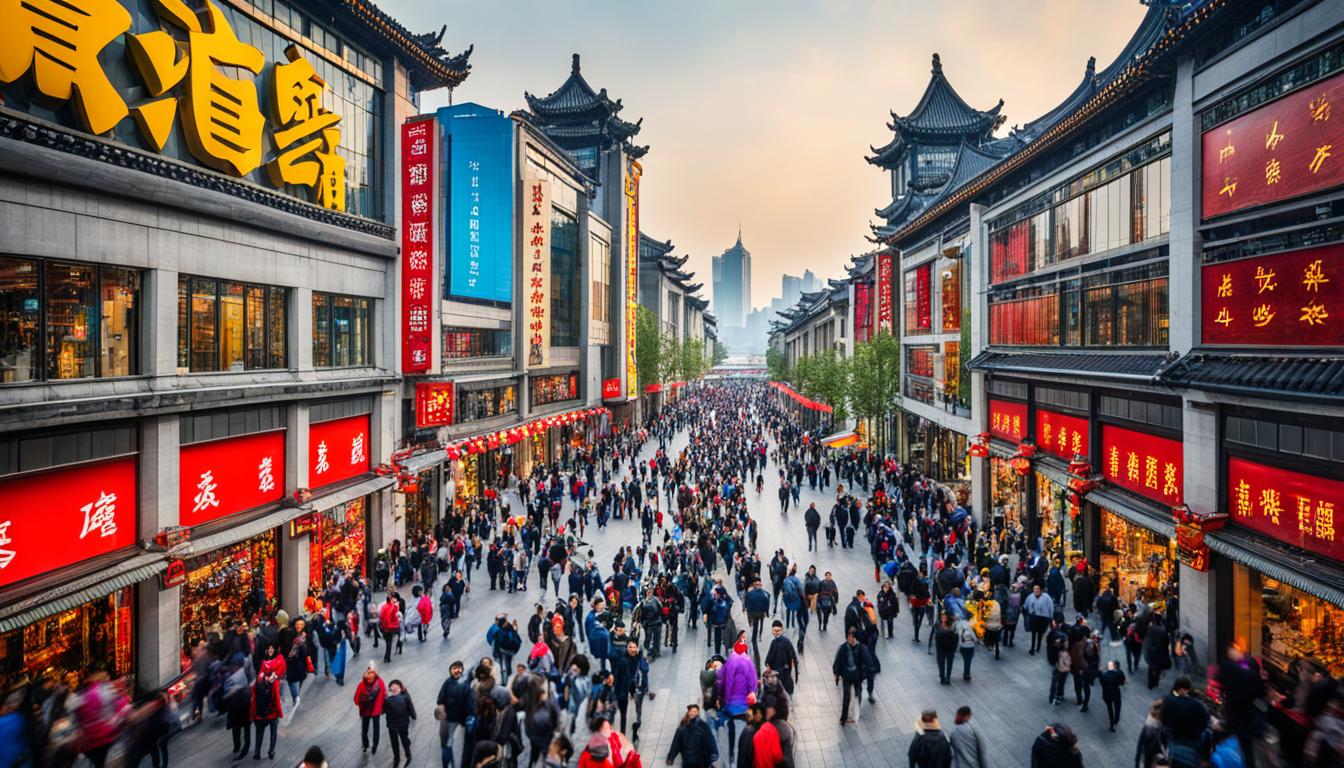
[523, 177, 551, 369]
[915, 263, 932, 331]
[401, 119, 436, 373]
[1100, 424, 1183, 505]
[0, 457, 138, 588]
[1035, 409, 1090, 461]
[1201, 244, 1342, 346]
[309, 415, 371, 489]
[1228, 456, 1344, 563]
[988, 399, 1027, 442]
[853, 281, 873, 343]
[179, 431, 286, 527]
[602, 378, 622, 400]
[1202, 69, 1344, 219]
[877, 250, 895, 334]
[625, 159, 641, 398]
[415, 381, 455, 428]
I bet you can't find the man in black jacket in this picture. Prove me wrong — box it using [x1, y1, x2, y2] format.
[804, 503, 822, 552]
[666, 705, 717, 768]
[763, 621, 799, 694]
[908, 709, 952, 768]
[832, 630, 875, 725]
[436, 661, 475, 768]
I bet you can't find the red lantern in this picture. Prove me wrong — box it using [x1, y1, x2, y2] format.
[448, 446, 461, 460]
[487, 435, 500, 450]
[1012, 457, 1032, 476]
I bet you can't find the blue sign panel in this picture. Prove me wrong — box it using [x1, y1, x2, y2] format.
[437, 103, 514, 304]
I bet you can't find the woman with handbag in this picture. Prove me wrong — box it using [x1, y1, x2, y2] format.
[285, 630, 312, 713]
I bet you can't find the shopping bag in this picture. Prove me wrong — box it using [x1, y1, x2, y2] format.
[331, 640, 347, 679]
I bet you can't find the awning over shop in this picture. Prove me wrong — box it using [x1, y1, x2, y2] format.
[821, 430, 863, 449]
[1205, 526, 1344, 608]
[1087, 487, 1176, 538]
[769, 381, 833, 414]
[0, 552, 166, 634]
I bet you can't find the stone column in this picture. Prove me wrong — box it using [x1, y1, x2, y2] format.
[1180, 400, 1219, 662]
[136, 414, 180, 694]
[279, 403, 310, 614]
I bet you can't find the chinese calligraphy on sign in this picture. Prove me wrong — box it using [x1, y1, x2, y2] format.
[625, 159, 641, 399]
[79, 491, 119, 539]
[0, 0, 347, 209]
[414, 382, 455, 428]
[179, 431, 284, 526]
[1101, 424, 1183, 505]
[1228, 456, 1344, 564]
[192, 470, 220, 514]
[309, 415, 370, 489]
[524, 177, 552, 370]
[1035, 409, 1090, 462]
[400, 120, 436, 373]
[1202, 69, 1344, 219]
[1201, 244, 1343, 346]
[988, 400, 1027, 443]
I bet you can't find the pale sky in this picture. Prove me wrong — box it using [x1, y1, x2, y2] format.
[403, 0, 1148, 310]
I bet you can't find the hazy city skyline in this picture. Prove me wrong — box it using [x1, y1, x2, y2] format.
[407, 0, 1147, 309]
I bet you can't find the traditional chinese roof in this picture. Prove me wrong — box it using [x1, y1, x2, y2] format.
[925, 141, 1012, 209]
[638, 233, 675, 260]
[968, 350, 1173, 381]
[881, 0, 1227, 247]
[1158, 352, 1344, 404]
[874, 188, 937, 228]
[1011, 57, 1099, 144]
[336, 0, 471, 91]
[867, 53, 1004, 168]
[524, 54, 645, 157]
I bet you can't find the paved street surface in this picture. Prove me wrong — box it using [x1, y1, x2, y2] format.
[170, 427, 1152, 768]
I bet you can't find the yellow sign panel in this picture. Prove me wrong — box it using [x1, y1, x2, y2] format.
[2, 0, 346, 211]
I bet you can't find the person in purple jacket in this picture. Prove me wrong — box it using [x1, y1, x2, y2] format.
[715, 640, 759, 763]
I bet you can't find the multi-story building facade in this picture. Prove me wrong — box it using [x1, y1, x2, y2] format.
[0, 0, 470, 693]
[870, 54, 1012, 487]
[881, 0, 1344, 673]
[712, 233, 752, 337]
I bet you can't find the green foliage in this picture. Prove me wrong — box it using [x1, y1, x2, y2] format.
[635, 305, 662, 389]
[765, 347, 788, 382]
[711, 340, 729, 367]
[849, 330, 901, 446]
[794, 350, 850, 424]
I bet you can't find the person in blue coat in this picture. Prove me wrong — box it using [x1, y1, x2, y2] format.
[588, 618, 611, 672]
[1046, 558, 1068, 608]
[781, 567, 803, 630]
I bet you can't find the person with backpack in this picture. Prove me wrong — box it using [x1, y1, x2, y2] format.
[910, 565, 933, 644]
[488, 615, 524, 684]
[635, 589, 663, 660]
[816, 572, 839, 632]
[249, 653, 283, 761]
[383, 679, 416, 766]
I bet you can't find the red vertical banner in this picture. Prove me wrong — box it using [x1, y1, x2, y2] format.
[853, 281, 873, 343]
[877, 251, 894, 334]
[1202, 69, 1344, 219]
[914, 263, 931, 332]
[401, 119, 437, 373]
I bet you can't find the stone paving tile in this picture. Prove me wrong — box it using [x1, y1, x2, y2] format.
[161, 427, 1153, 767]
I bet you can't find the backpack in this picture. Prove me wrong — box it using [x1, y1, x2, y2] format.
[253, 679, 275, 717]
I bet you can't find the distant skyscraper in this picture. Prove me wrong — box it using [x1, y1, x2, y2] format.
[712, 230, 751, 328]
[802, 269, 819, 293]
[781, 274, 802, 309]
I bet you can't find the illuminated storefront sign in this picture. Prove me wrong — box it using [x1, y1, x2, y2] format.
[401, 119, 437, 372]
[414, 381, 455, 429]
[179, 431, 285, 527]
[877, 251, 895, 334]
[309, 415, 371, 489]
[1202, 244, 1342, 346]
[1202, 69, 1344, 219]
[0, 457, 138, 588]
[442, 105, 513, 303]
[1100, 424, 1183, 505]
[1035, 409, 1089, 461]
[0, 0, 350, 210]
[853, 281, 873, 344]
[523, 177, 551, 369]
[602, 378, 622, 400]
[1228, 455, 1343, 563]
[988, 399, 1027, 443]
[625, 159, 641, 399]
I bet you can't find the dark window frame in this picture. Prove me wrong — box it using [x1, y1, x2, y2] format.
[178, 276, 287, 373]
[311, 292, 371, 369]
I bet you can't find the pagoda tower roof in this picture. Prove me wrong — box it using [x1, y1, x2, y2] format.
[524, 54, 645, 156]
[867, 53, 1004, 168]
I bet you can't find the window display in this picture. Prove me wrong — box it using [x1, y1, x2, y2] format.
[0, 588, 133, 689]
[311, 292, 370, 368]
[1234, 564, 1344, 679]
[530, 372, 579, 407]
[1099, 510, 1176, 604]
[991, 457, 1023, 533]
[457, 382, 517, 423]
[180, 531, 278, 656]
[178, 277, 286, 372]
[1038, 472, 1082, 560]
[309, 498, 368, 589]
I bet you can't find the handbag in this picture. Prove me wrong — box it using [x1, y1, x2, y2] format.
[434, 704, 448, 721]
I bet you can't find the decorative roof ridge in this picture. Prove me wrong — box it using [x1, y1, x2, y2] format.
[338, 0, 471, 90]
[889, 52, 1004, 135]
[1012, 56, 1098, 142]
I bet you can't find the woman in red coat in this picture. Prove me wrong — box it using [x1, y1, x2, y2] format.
[250, 652, 285, 760]
[354, 662, 387, 754]
[415, 585, 434, 642]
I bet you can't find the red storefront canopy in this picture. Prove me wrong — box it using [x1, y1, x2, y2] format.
[769, 381, 833, 414]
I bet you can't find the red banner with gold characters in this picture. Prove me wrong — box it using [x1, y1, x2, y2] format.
[309, 415, 371, 490]
[1101, 424, 1183, 505]
[602, 378, 622, 400]
[0, 457, 138, 588]
[1035, 409, 1089, 461]
[877, 251, 895, 334]
[1202, 244, 1342, 346]
[988, 399, 1027, 443]
[179, 431, 285, 527]
[1202, 70, 1344, 219]
[415, 382, 455, 429]
[1228, 455, 1343, 563]
[401, 119, 437, 373]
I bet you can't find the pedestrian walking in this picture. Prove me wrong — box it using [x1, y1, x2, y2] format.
[249, 652, 284, 761]
[1030, 723, 1083, 768]
[1098, 660, 1126, 732]
[355, 663, 387, 754]
[949, 706, 988, 768]
[384, 679, 416, 766]
[666, 704, 717, 768]
[764, 620, 799, 695]
[832, 629, 875, 725]
[1024, 584, 1055, 655]
[877, 582, 900, 639]
[436, 660, 475, 768]
[933, 614, 958, 685]
[956, 615, 977, 682]
[908, 709, 952, 768]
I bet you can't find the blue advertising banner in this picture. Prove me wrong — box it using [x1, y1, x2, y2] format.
[437, 103, 514, 304]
